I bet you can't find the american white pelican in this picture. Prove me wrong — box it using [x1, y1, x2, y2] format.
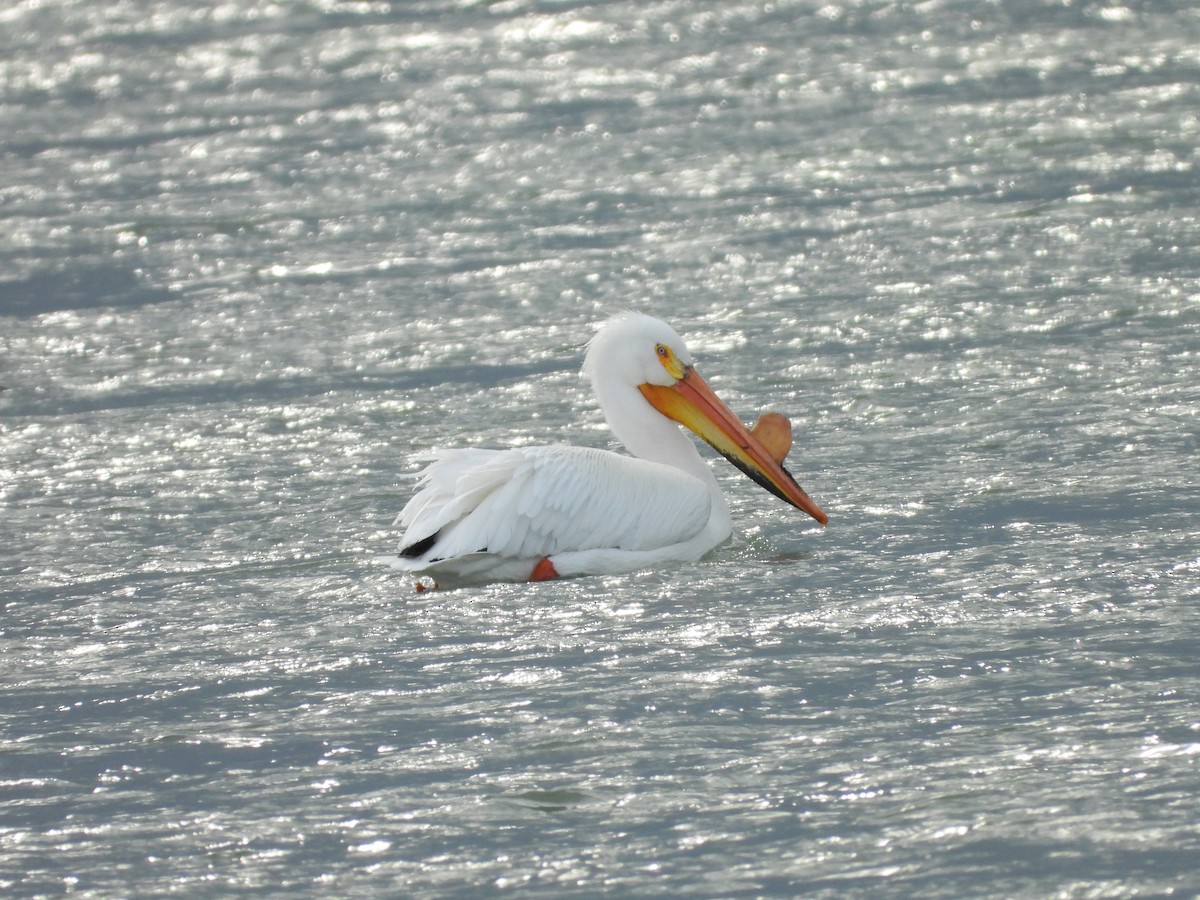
[380, 312, 827, 585]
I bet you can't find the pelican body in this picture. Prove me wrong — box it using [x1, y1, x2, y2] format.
[381, 313, 826, 585]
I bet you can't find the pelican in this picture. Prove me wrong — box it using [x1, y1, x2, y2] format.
[380, 312, 827, 585]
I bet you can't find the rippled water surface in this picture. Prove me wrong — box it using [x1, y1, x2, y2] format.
[3, 0, 1199, 895]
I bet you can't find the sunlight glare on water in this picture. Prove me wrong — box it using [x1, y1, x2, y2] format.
[2, 0, 1199, 896]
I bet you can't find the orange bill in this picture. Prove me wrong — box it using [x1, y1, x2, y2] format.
[639, 368, 828, 526]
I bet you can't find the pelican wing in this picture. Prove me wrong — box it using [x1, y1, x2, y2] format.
[396, 445, 711, 563]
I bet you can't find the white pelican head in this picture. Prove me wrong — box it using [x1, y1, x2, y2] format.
[584, 312, 827, 526]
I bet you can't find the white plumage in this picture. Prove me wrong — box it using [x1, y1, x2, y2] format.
[379, 312, 826, 585]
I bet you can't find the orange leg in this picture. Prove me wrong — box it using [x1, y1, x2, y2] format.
[529, 557, 559, 582]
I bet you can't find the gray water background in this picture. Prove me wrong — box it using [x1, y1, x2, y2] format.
[2, 0, 1199, 896]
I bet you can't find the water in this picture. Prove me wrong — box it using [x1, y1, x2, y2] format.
[2, 0, 1199, 895]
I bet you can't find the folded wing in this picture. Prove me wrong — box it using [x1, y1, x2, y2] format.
[396, 445, 712, 564]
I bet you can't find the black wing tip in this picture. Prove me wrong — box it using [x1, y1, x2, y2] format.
[399, 531, 440, 559]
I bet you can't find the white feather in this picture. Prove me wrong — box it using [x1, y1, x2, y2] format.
[392, 445, 711, 565]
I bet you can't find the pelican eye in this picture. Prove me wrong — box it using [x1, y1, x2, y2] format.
[653, 342, 688, 380]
